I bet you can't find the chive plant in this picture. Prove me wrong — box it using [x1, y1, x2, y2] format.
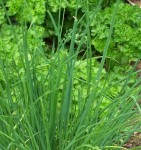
[0, 0, 141, 150]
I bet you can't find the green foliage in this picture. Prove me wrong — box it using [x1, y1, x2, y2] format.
[0, 0, 139, 101]
[0, 8, 6, 24]
[6, 0, 46, 24]
[46, 0, 117, 12]
[1, 41, 140, 149]
[1, 1, 141, 149]
[0, 0, 46, 82]
[91, 3, 141, 65]
[47, 0, 98, 12]
[0, 23, 45, 82]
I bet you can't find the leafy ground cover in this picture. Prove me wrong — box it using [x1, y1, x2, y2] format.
[0, 0, 141, 149]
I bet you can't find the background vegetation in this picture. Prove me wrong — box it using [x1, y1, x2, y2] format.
[0, 0, 141, 149]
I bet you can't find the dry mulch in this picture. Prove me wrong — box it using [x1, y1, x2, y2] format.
[123, 132, 141, 149]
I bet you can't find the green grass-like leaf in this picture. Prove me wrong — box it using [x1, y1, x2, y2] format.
[0, 0, 141, 150]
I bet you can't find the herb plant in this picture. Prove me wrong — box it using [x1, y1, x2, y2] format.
[0, 0, 141, 149]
